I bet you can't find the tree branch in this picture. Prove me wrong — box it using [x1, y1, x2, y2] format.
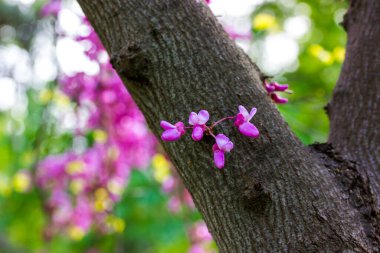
[328, 0, 380, 209]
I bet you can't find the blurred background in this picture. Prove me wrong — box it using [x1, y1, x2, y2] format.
[0, 0, 347, 252]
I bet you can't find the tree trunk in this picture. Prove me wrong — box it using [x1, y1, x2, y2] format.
[328, 0, 380, 210]
[77, 0, 380, 252]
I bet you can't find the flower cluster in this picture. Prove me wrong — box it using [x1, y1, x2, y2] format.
[265, 81, 290, 104]
[37, 3, 156, 239]
[160, 106, 259, 169]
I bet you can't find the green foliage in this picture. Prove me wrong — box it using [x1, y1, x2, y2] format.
[252, 0, 347, 143]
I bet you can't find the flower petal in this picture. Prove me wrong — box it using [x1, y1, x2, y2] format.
[197, 110, 209, 125]
[191, 125, 204, 141]
[189, 112, 199, 125]
[248, 107, 257, 121]
[238, 105, 249, 121]
[175, 122, 186, 135]
[265, 83, 275, 93]
[234, 113, 245, 127]
[161, 129, 181, 142]
[213, 148, 225, 169]
[215, 134, 229, 149]
[272, 82, 289, 92]
[223, 142, 234, 152]
[238, 122, 259, 138]
[215, 134, 234, 152]
[271, 93, 288, 104]
[160, 121, 176, 130]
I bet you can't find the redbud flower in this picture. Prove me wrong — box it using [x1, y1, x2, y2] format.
[213, 134, 234, 169]
[270, 93, 288, 104]
[234, 105, 259, 138]
[189, 110, 209, 141]
[160, 121, 185, 142]
[265, 81, 289, 104]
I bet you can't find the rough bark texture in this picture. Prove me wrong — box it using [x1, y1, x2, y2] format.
[77, 0, 380, 252]
[328, 0, 380, 210]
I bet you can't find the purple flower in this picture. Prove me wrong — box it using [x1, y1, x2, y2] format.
[265, 81, 289, 104]
[160, 121, 185, 142]
[188, 110, 209, 141]
[213, 134, 234, 169]
[234, 105, 259, 138]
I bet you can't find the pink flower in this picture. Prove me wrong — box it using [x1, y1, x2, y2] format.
[162, 176, 175, 193]
[265, 81, 289, 104]
[190, 222, 213, 242]
[188, 110, 209, 141]
[213, 134, 234, 169]
[189, 245, 205, 253]
[168, 196, 181, 213]
[234, 105, 259, 138]
[160, 121, 185, 142]
[40, 0, 61, 17]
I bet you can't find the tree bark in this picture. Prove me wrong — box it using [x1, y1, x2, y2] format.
[77, 0, 380, 252]
[328, 0, 380, 209]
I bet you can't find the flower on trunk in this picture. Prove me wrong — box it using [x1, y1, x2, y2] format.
[160, 105, 262, 169]
[234, 105, 259, 138]
[265, 81, 289, 104]
[160, 121, 186, 142]
[213, 134, 234, 169]
[189, 110, 210, 141]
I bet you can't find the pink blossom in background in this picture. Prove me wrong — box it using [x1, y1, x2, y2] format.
[189, 245, 208, 253]
[190, 222, 213, 242]
[38, 1, 157, 237]
[188, 222, 215, 253]
[40, 0, 61, 17]
[168, 196, 182, 213]
[224, 26, 252, 41]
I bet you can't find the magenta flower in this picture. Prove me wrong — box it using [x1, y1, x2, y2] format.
[234, 105, 259, 138]
[270, 93, 288, 104]
[265, 81, 289, 104]
[189, 110, 209, 141]
[160, 121, 186, 142]
[213, 134, 234, 169]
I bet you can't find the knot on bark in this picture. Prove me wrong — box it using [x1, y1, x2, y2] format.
[110, 45, 150, 84]
[241, 178, 271, 214]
